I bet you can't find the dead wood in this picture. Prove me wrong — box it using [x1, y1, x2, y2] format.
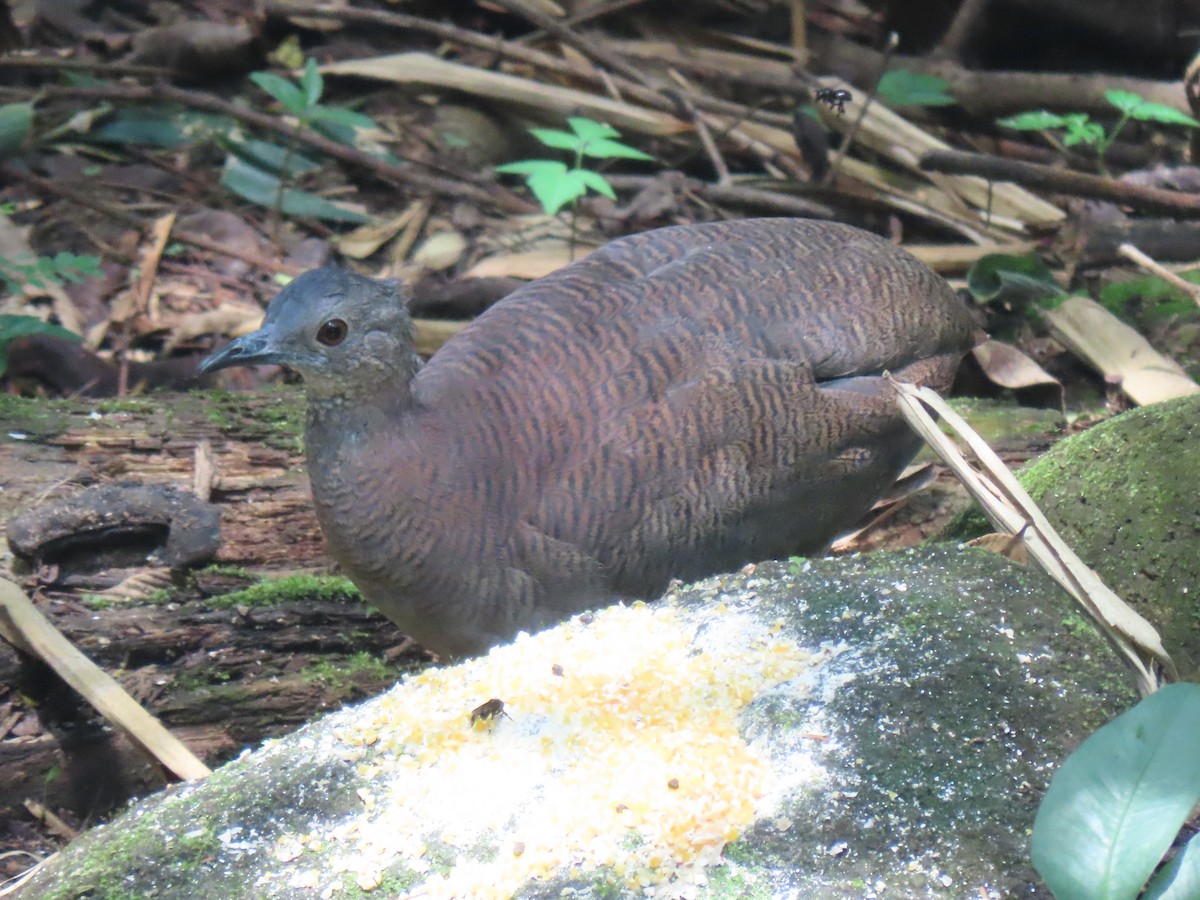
[0, 390, 425, 823]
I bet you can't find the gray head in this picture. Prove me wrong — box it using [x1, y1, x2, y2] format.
[198, 268, 420, 400]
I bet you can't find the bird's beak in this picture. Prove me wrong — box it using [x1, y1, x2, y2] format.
[197, 328, 279, 375]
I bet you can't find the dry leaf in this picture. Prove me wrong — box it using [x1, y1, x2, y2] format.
[339, 204, 422, 260]
[410, 229, 468, 272]
[1042, 295, 1199, 405]
[971, 339, 1064, 408]
[465, 246, 590, 279]
[320, 53, 688, 137]
[968, 532, 1030, 565]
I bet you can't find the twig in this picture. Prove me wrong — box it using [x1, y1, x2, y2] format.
[789, 0, 807, 59]
[520, 0, 652, 42]
[930, 0, 990, 60]
[921, 149, 1200, 216]
[666, 70, 731, 185]
[603, 174, 833, 218]
[824, 31, 897, 185]
[487, 0, 656, 89]
[0, 55, 172, 78]
[1117, 242, 1200, 307]
[0, 576, 211, 781]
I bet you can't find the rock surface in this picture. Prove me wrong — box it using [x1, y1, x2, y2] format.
[950, 393, 1200, 679]
[15, 546, 1134, 900]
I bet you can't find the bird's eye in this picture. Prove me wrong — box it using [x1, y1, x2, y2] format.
[316, 318, 348, 346]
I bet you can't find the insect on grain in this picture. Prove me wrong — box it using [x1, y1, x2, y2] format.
[469, 698, 512, 725]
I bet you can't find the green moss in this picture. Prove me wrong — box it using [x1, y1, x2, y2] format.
[203, 388, 306, 453]
[619, 828, 644, 852]
[0, 393, 73, 440]
[171, 667, 232, 692]
[422, 840, 459, 876]
[206, 573, 361, 610]
[1061, 610, 1100, 640]
[38, 818, 227, 900]
[703, 862, 773, 900]
[92, 397, 162, 415]
[945, 397, 1065, 444]
[81, 593, 111, 610]
[339, 864, 422, 898]
[303, 652, 394, 689]
[199, 564, 253, 578]
[991, 396, 1200, 676]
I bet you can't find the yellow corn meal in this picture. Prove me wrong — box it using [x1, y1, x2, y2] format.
[283, 599, 810, 898]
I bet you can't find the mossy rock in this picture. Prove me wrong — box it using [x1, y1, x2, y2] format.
[16, 546, 1130, 899]
[948, 394, 1200, 678]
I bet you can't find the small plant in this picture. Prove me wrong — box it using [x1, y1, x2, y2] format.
[496, 116, 653, 216]
[0, 251, 100, 295]
[226, 57, 379, 224]
[998, 90, 1200, 175]
[250, 57, 376, 138]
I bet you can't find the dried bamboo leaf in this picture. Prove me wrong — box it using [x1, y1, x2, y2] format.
[1041, 296, 1199, 406]
[320, 53, 688, 137]
[890, 380, 1174, 696]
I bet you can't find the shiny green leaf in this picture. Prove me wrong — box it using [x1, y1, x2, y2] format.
[1032, 684, 1200, 900]
[250, 72, 305, 115]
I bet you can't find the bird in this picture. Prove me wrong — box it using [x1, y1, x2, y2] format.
[199, 218, 975, 659]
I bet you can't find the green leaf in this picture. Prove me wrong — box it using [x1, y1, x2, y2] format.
[573, 167, 616, 200]
[223, 137, 320, 177]
[0, 314, 82, 377]
[1031, 683, 1200, 900]
[495, 159, 569, 178]
[578, 138, 654, 161]
[50, 252, 101, 283]
[528, 128, 585, 153]
[249, 72, 305, 116]
[876, 70, 955, 107]
[967, 253, 1064, 305]
[1137, 830, 1200, 900]
[1061, 114, 1104, 147]
[307, 106, 379, 131]
[1143, 833, 1200, 900]
[300, 58, 323, 108]
[997, 110, 1069, 131]
[1105, 90, 1145, 115]
[89, 107, 186, 148]
[568, 117, 621, 141]
[1128, 102, 1200, 127]
[220, 156, 370, 223]
[0, 102, 33, 159]
[526, 168, 588, 215]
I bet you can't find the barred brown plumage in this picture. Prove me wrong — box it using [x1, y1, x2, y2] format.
[199, 218, 975, 658]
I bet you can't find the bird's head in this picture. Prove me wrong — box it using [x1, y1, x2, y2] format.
[198, 268, 420, 400]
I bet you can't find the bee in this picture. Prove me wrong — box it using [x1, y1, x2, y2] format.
[814, 88, 852, 115]
[469, 698, 511, 725]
